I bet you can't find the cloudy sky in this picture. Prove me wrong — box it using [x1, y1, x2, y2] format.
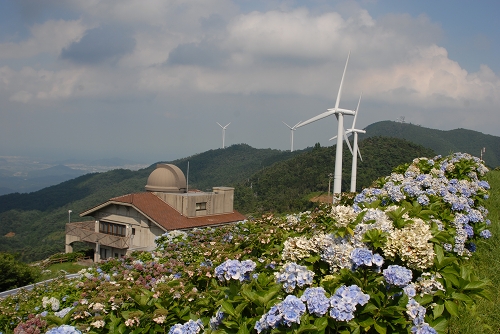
[1, 0, 499, 163]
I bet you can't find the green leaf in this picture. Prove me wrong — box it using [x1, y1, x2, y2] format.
[373, 321, 387, 334]
[429, 317, 448, 333]
[358, 318, 375, 327]
[297, 324, 319, 333]
[313, 317, 328, 331]
[440, 272, 460, 287]
[220, 300, 236, 317]
[432, 303, 444, 318]
[444, 300, 459, 317]
[236, 322, 250, 334]
[451, 292, 474, 303]
[463, 281, 488, 291]
[360, 303, 378, 314]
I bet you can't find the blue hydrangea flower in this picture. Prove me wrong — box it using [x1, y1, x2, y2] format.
[480, 230, 492, 239]
[275, 263, 314, 293]
[215, 259, 256, 282]
[383, 265, 413, 287]
[255, 295, 306, 333]
[403, 284, 416, 298]
[350, 248, 373, 267]
[300, 287, 330, 316]
[329, 285, 369, 321]
[209, 308, 224, 330]
[417, 195, 430, 206]
[168, 319, 204, 334]
[54, 307, 72, 318]
[45, 325, 82, 334]
[350, 248, 384, 270]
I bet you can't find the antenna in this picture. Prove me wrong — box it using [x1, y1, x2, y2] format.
[186, 161, 189, 193]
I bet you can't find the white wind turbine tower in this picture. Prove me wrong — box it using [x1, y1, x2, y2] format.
[217, 122, 230, 149]
[296, 52, 355, 195]
[282, 121, 301, 152]
[330, 93, 365, 192]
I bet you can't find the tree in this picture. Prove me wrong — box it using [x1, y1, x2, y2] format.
[0, 252, 39, 292]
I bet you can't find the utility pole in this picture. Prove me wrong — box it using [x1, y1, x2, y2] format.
[481, 147, 486, 161]
[327, 173, 334, 197]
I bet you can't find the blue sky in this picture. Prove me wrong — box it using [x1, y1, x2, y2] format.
[0, 0, 499, 163]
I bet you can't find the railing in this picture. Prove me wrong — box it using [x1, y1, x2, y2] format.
[66, 222, 130, 249]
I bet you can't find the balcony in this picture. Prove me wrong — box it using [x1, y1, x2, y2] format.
[66, 222, 130, 249]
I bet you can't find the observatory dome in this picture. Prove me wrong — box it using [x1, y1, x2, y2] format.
[145, 164, 186, 193]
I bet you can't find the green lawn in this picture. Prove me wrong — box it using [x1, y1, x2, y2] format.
[37, 261, 90, 282]
[449, 170, 500, 333]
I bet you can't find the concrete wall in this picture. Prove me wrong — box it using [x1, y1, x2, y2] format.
[156, 187, 235, 217]
[92, 204, 166, 254]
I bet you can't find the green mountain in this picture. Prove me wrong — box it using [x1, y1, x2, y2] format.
[359, 121, 500, 167]
[234, 137, 435, 213]
[0, 138, 434, 261]
[0, 144, 305, 261]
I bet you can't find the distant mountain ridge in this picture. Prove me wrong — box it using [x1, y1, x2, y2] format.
[359, 121, 500, 167]
[0, 119, 495, 261]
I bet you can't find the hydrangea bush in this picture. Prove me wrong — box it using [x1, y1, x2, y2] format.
[0, 152, 493, 333]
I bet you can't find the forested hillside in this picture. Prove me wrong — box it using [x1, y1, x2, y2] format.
[0, 138, 434, 261]
[0, 145, 303, 261]
[235, 137, 435, 213]
[360, 121, 500, 167]
[168, 144, 306, 191]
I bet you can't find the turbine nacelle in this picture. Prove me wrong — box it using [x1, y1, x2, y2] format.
[283, 120, 301, 152]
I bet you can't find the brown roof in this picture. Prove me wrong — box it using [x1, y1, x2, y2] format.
[81, 192, 246, 231]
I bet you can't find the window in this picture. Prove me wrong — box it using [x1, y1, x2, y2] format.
[99, 222, 126, 237]
[195, 202, 207, 211]
[132, 228, 136, 235]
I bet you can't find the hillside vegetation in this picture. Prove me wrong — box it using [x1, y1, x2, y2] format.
[360, 121, 500, 167]
[235, 137, 435, 213]
[0, 145, 304, 261]
[0, 138, 433, 262]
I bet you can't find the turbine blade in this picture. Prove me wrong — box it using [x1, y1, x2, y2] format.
[344, 129, 353, 155]
[358, 149, 363, 162]
[217, 122, 223, 128]
[293, 121, 302, 129]
[296, 111, 334, 128]
[282, 121, 292, 129]
[225, 123, 231, 128]
[334, 51, 351, 110]
[352, 92, 362, 129]
[332, 108, 356, 115]
[329, 135, 338, 141]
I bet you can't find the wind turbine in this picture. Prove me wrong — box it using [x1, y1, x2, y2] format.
[330, 93, 365, 192]
[282, 121, 301, 152]
[217, 122, 230, 149]
[296, 52, 356, 195]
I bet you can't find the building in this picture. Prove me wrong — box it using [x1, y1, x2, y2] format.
[65, 164, 245, 261]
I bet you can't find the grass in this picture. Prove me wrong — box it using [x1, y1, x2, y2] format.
[449, 170, 500, 333]
[36, 261, 90, 282]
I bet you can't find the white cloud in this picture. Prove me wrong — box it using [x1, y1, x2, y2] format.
[0, 19, 86, 59]
[1, 66, 85, 102]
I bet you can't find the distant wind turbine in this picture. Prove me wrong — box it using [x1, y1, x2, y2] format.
[217, 122, 230, 148]
[330, 93, 365, 192]
[297, 52, 356, 195]
[282, 121, 301, 152]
